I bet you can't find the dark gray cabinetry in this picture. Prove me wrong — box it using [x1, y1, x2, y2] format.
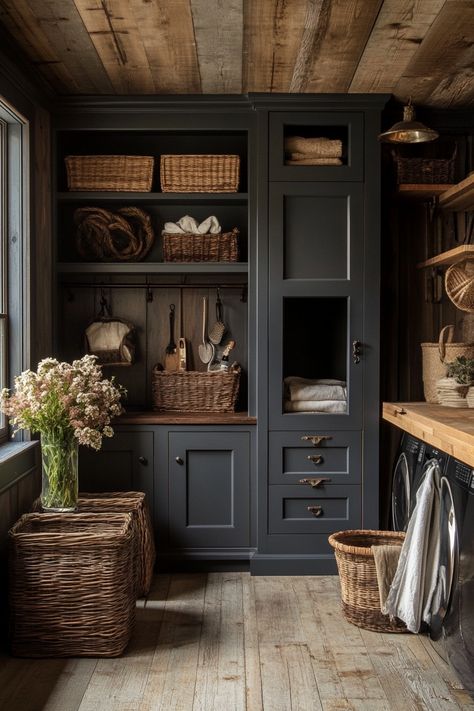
[168, 431, 250, 550]
[78, 428, 154, 517]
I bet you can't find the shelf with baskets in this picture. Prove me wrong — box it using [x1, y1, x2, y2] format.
[57, 262, 249, 275]
[397, 184, 453, 200]
[417, 245, 474, 269]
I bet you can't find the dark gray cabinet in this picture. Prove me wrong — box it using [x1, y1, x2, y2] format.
[168, 431, 250, 549]
[78, 429, 154, 519]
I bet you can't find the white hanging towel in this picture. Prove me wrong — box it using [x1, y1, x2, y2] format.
[382, 459, 441, 633]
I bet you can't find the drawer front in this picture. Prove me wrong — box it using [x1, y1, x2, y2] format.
[269, 484, 361, 535]
[269, 431, 361, 486]
[269, 111, 364, 181]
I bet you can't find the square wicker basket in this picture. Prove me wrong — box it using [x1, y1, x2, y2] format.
[160, 154, 240, 193]
[162, 228, 239, 262]
[152, 368, 240, 412]
[392, 148, 456, 184]
[65, 155, 154, 192]
[9, 512, 136, 657]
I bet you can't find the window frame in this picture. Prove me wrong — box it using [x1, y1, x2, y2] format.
[0, 98, 29, 445]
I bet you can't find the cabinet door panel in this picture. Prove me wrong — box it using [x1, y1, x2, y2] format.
[78, 431, 154, 517]
[269, 430, 361, 485]
[169, 432, 250, 548]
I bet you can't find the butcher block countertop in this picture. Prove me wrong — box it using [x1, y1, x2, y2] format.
[383, 401, 474, 467]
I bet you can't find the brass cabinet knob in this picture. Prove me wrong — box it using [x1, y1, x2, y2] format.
[306, 454, 324, 465]
[175, 456, 184, 465]
[299, 477, 331, 488]
[307, 505, 323, 517]
[300, 435, 332, 447]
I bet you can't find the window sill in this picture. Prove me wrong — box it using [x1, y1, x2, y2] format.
[0, 440, 39, 493]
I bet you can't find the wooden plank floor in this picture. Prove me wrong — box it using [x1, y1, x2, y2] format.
[0, 573, 473, 711]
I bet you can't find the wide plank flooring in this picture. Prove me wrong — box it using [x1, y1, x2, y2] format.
[0, 573, 472, 711]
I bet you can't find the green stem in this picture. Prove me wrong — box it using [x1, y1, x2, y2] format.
[41, 433, 78, 511]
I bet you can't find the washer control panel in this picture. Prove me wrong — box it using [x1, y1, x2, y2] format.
[453, 461, 474, 490]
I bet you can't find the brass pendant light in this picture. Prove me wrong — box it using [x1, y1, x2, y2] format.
[378, 100, 439, 143]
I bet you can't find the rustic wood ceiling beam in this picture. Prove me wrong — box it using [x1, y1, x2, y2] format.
[0, 0, 113, 94]
[394, 0, 474, 107]
[190, 0, 243, 94]
[305, 0, 383, 93]
[289, 0, 330, 92]
[243, 0, 308, 92]
[349, 0, 446, 94]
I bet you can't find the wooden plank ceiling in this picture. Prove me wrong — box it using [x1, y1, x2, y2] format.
[0, 0, 473, 107]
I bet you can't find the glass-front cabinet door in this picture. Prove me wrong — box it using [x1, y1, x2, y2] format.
[268, 182, 364, 430]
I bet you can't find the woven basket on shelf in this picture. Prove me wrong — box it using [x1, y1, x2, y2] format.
[65, 155, 154, 192]
[162, 228, 239, 262]
[392, 148, 456, 184]
[160, 154, 240, 193]
[9, 512, 136, 657]
[152, 368, 240, 412]
[445, 259, 474, 312]
[32, 491, 156, 598]
[328, 529, 407, 633]
[421, 325, 474, 403]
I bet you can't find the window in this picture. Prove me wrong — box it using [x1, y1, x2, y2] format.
[0, 99, 28, 444]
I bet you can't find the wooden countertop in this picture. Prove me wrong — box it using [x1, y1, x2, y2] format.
[116, 411, 257, 425]
[383, 401, 474, 467]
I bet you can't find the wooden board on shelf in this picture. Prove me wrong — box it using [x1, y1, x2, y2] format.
[57, 262, 249, 274]
[439, 173, 474, 211]
[57, 192, 249, 203]
[383, 401, 474, 467]
[417, 245, 474, 269]
[117, 411, 256, 425]
[397, 184, 453, 200]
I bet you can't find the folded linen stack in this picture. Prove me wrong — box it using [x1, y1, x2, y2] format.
[283, 377, 347, 413]
[284, 136, 343, 166]
[162, 215, 221, 235]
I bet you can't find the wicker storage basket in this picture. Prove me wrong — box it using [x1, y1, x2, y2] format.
[9, 512, 136, 657]
[160, 154, 240, 193]
[79, 492, 155, 597]
[152, 368, 240, 412]
[65, 155, 154, 192]
[31, 491, 156, 598]
[328, 529, 407, 633]
[421, 325, 474, 403]
[162, 228, 239, 262]
[445, 259, 474, 312]
[392, 148, 456, 184]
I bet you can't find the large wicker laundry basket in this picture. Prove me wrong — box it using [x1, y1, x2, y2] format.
[328, 529, 407, 633]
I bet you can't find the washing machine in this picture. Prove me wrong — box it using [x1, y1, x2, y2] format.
[391, 433, 426, 531]
[429, 456, 474, 696]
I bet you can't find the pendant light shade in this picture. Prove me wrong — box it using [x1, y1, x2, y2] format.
[378, 101, 439, 143]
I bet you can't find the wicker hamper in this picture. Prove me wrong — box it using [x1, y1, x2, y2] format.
[65, 155, 154, 192]
[160, 154, 240, 193]
[79, 491, 156, 597]
[421, 325, 474, 403]
[162, 228, 239, 262]
[152, 368, 240, 412]
[9, 512, 136, 657]
[328, 529, 407, 633]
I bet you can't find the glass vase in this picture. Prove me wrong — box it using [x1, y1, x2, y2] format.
[41, 432, 79, 512]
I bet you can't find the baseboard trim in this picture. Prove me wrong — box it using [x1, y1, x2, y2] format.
[249, 554, 338, 575]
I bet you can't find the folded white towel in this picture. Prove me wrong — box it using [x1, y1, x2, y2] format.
[284, 377, 347, 402]
[284, 400, 347, 413]
[163, 215, 221, 235]
[383, 459, 441, 633]
[286, 158, 343, 166]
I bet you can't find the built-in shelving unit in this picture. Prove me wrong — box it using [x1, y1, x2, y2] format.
[57, 262, 249, 275]
[417, 245, 474, 269]
[439, 173, 474, 211]
[58, 192, 248, 204]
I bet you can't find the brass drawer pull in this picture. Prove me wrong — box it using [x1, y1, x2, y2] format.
[307, 454, 324, 465]
[307, 505, 323, 517]
[299, 477, 331, 488]
[301, 435, 332, 447]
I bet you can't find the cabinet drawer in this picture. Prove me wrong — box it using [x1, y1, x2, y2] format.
[269, 111, 364, 181]
[269, 484, 361, 534]
[269, 431, 361, 485]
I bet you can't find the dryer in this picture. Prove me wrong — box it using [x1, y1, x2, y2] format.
[429, 456, 474, 696]
[391, 433, 425, 531]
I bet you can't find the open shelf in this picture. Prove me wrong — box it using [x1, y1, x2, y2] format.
[439, 173, 474, 211]
[57, 192, 248, 204]
[57, 262, 249, 275]
[397, 184, 453, 200]
[417, 245, 474, 269]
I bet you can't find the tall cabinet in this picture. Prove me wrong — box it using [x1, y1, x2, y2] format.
[51, 94, 386, 574]
[251, 96, 386, 574]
